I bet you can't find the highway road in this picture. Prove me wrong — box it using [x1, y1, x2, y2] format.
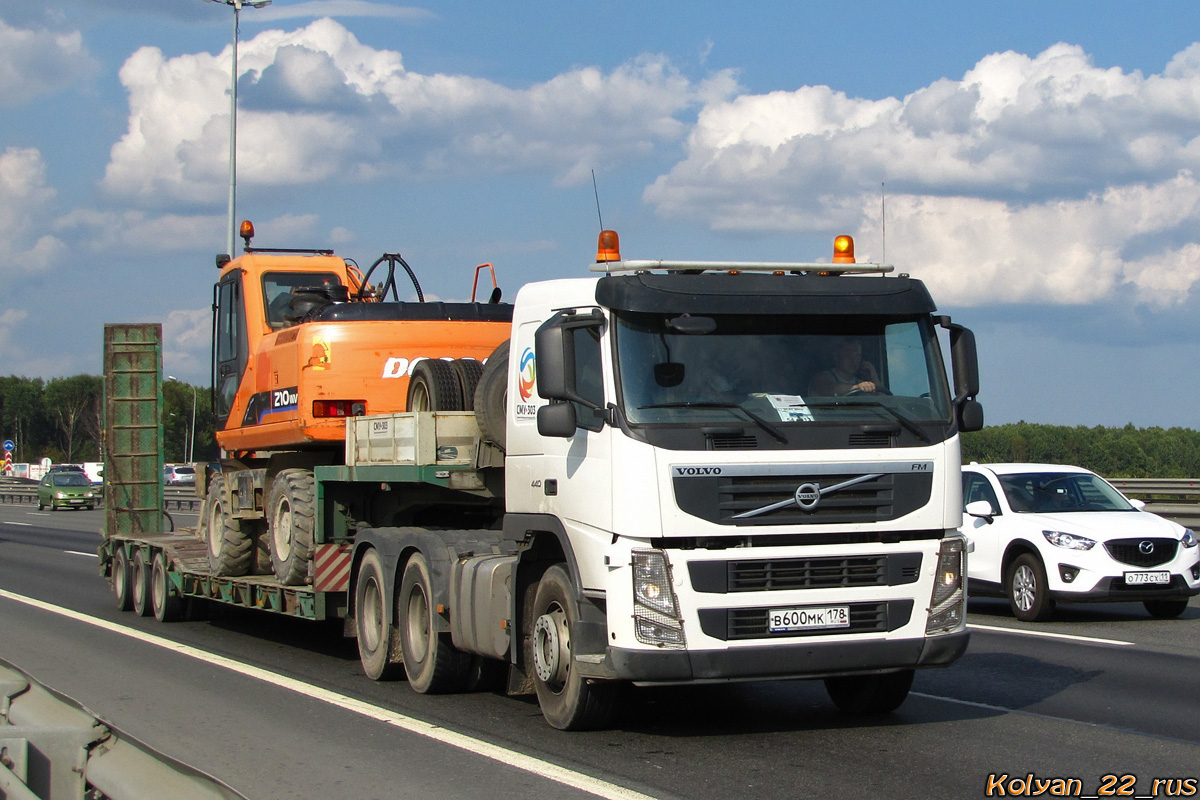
[1, 504, 1197, 800]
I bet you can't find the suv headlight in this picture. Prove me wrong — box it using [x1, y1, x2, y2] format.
[1182, 529, 1198, 549]
[1043, 530, 1095, 550]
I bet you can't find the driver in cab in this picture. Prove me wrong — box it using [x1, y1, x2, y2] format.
[809, 339, 880, 396]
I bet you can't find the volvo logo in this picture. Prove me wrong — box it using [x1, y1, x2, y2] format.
[794, 483, 821, 511]
[1139, 540, 1155, 555]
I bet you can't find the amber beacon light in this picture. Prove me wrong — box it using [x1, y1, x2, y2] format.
[596, 230, 621, 262]
[832, 235, 856, 264]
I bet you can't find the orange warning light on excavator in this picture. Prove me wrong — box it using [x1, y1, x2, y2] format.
[596, 230, 621, 262]
[240, 220, 256, 248]
[832, 235, 855, 264]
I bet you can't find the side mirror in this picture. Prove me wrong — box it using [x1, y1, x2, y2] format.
[533, 310, 603, 405]
[958, 399, 984, 432]
[1128, 497, 1147, 511]
[537, 402, 577, 438]
[964, 499, 995, 523]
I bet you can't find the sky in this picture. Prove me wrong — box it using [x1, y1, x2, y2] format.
[4, 0, 1200, 429]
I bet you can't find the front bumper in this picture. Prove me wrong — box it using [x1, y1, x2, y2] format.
[593, 630, 969, 684]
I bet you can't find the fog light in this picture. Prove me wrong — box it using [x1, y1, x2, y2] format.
[1059, 565, 1080, 583]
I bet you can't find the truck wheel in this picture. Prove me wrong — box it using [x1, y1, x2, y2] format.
[1007, 553, 1055, 622]
[530, 564, 619, 730]
[407, 359, 465, 411]
[452, 359, 483, 410]
[1144, 599, 1189, 618]
[399, 552, 468, 693]
[131, 550, 153, 617]
[356, 548, 403, 680]
[473, 340, 509, 450]
[205, 473, 253, 577]
[824, 670, 914, 713]
[112, 546, 132, 612]
[151, 552, 183, 622]
[268, 469, 316, 585]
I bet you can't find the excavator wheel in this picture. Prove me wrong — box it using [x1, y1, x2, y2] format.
[268, 469, 316, 585]
[205, 472, 254, 577]
[407, 359, 466, 411]
[451, 358, 484, 410]
[473, 340, 509, 450]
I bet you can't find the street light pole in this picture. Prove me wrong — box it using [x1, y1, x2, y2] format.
[204, 0, 272, 257]
[167, 377, 198, 464]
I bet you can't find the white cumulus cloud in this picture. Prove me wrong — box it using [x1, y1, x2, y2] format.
[0, 19, 96, 107]
[0, 147, 65, 275]
[645, 42, 1200, 307]
[102, 18, 735, 202]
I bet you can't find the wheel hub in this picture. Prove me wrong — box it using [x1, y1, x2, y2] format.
[532, 610, 569, 684]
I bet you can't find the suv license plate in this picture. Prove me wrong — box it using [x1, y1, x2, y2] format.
[1124, 571, 1170, 586]
[769, 606, 849, 632]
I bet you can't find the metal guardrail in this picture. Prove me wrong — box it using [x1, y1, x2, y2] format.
[1, 658, 246, 799]
[0, 482, 201, 511]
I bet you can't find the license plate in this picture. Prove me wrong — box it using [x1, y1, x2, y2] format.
[1124, 571, 1170, 586]
[768, 605, 849, 632]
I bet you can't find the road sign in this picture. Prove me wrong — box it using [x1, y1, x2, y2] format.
[2, 440, 13, 452]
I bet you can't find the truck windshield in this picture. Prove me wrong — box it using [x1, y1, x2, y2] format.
[613, 312, 952, 427]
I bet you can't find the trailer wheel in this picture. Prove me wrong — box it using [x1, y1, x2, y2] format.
[131, 550, 153, 617]
[530, 564, 619, 730]
[399, 552, 468, 693]
[205, 473, 253, 577]
[151, 552, 183, 622]
[112, 546, 132, 612]
[356, 548, 403, 680]
[473, 340, 509, 450]
[407, 359, 465, 411]
[268, 469, 316, 586]
[824, 670, 914, 714]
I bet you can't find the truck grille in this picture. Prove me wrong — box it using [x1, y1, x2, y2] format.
[1103, 538, 1178, 568]
[689, 553, 922, 593]
[698, 600, 914, 641]
[674, 470, 932, 526]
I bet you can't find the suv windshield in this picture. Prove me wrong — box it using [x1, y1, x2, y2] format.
[613, 312, 952, 427]
[998, 472, 1134, 513]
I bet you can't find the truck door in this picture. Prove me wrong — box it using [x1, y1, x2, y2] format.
[213, 271, 249, 427]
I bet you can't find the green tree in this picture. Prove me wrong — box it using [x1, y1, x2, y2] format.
[43, 375, 103, 462]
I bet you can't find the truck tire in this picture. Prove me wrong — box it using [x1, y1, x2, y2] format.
[131, 549, 153, 617]
[399, 552, 468, 693]
[473, 340, 509, 450]
[824, 669, 914, 713]
[530, 564, 619, 730]
[407, 359, 465, 411]
[1006, 552, 1055, 622]
[452, 358, 484, 410]
[268, 469, 316, 586]
[112, 546, 132, 612]
[205, 473, 254, 577]
[356, 548, 403, 680]
[151, 552, 183, 622]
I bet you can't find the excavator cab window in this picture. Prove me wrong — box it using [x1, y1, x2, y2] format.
[263, 272, 343, 329]
[213, 273, 249, 423]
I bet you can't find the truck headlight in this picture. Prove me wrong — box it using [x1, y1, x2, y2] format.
[927, 536, 966, 634]
[631, 549, 686, 648]
[1043, 530, 1095, 550]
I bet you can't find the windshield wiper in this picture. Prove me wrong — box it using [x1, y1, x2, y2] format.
[638, 401, 788, 443]
[806, 400, 930, 443]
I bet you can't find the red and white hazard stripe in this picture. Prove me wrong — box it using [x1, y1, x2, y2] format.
[313, 543, 352, 593]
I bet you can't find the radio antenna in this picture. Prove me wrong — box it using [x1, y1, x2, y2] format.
[592, 169, 605, 231]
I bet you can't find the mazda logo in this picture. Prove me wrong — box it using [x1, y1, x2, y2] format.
[1139, 540, 1155, 554]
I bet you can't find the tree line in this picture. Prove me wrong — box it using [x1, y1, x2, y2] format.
[0, 375, 216, 466]
[962, 422, 1200, 478]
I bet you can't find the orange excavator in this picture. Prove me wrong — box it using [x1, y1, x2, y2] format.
[203, 221, 512, 584]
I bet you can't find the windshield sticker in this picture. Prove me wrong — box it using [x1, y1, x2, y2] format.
[758, 393, 815, 422]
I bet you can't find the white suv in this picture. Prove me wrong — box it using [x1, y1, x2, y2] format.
[960, 463, 1200, 621]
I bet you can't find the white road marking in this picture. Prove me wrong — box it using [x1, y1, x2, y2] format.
[0, 588, 659, 800]
[65, 551, 98, 558]
[2, 521, 32, 526]
[969, 622, 1134, 646]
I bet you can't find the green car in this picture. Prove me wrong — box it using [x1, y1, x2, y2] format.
[37, 471, 99, 511]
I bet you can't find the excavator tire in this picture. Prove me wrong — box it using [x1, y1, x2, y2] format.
[407, 359, 466, 411]
[452, 358, 484, 410]
[205, 473, 254, 577]
[473, 340, 509, 450]
[268, 468, 316, 585]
